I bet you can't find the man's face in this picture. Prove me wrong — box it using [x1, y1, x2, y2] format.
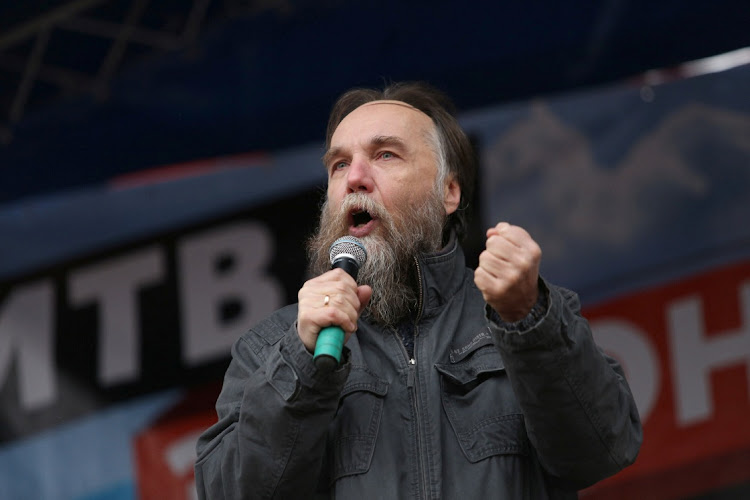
[308, 100, 460, 325]
[323, 100, 458, 239]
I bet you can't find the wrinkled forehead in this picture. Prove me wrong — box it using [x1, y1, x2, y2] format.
[358, 99, 421, 111]
[331, 100, 435, 143]
[347, 99, 431, 122]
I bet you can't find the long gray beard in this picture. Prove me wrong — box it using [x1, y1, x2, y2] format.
[307, 190, 446, 326]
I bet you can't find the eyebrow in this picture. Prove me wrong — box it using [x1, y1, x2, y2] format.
[322, 135, 408, 167]
[371, 135, 407, 150]
[322, 146, 343, 168]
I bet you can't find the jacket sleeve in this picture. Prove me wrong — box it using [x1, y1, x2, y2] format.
[489, 279, 642, 489]
[194, 314, 347, 499]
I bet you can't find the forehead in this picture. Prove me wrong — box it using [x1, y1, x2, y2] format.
[330, 100, 434, 145]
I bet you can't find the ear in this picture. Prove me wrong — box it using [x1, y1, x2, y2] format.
[443, 175, 461, 215]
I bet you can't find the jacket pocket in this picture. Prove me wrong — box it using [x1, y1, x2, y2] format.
[327, 366, 388, 483]
[436, 346, 529, 463]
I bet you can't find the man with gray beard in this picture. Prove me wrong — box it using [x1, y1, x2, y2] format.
[308, 186, 445, 327]
[195, 82, 642, 499]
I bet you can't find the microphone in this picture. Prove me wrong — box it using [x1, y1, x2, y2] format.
[314, 236, 368, 372]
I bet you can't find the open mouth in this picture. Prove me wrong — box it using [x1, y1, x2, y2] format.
[351, 209, 373, 227]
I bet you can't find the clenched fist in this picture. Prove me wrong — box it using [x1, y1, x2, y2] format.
[474, 222, 541, 322]
[297, 269, 373, 352]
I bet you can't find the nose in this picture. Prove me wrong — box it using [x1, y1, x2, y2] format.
[346, 155, 374, 193]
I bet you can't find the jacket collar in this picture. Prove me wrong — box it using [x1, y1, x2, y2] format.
[417, 232, 467, 318]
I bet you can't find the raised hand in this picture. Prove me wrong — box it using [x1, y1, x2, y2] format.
[474, 222, 541, 322]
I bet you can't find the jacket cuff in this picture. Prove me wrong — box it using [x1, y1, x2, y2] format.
[486, 277, 550, 334]
[488, 278, 568, 352]
[279, 323, 351, 391]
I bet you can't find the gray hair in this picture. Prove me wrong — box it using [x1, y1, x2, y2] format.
[325, 81, 477, 241]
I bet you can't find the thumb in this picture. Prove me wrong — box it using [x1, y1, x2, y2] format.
[357, 285, 373, 313]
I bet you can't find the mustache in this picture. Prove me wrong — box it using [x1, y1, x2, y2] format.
[336, 192, 388, 221]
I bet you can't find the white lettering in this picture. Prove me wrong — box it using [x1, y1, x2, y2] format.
[668, 282, 750, 425]
[0, 281, 56, 410]
[69, 248, 164, 385]
[591, 319, 660, 422]
[166, 430, 202, 500]
[178, 222, 283, 364]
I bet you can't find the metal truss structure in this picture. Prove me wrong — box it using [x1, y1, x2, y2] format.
[0, 0, 284, 144]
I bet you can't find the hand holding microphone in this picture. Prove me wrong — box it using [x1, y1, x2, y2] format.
[297, 236, 371, 372]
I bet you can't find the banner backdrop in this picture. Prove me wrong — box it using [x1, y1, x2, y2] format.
[1, 64, 749, 499]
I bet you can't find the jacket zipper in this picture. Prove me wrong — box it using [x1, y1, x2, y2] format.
[409, 256, 430, 499]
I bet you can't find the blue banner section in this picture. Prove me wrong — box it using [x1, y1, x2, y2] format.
[0, 144, 325, 282]
[464, 63, 750, 302]
[0, 391, 180, 500]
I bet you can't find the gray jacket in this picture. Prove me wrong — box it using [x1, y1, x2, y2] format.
[195, 242, 642, 499]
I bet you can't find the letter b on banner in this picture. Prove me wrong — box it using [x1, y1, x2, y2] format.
[178, 222, 283, 365]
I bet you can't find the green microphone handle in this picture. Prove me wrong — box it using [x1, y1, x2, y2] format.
[314, 325, 345, 373]
[313, 256, 359, 372]
[312, 238, 366, 373]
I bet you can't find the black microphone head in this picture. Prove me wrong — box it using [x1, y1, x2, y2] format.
[329, 236, 367, 271]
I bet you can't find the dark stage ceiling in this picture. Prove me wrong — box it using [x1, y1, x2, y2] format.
[1, 0, 749, 202]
